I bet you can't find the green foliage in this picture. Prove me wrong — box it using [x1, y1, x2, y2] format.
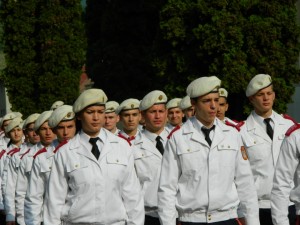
[0, 0, 86, 117]
[153, 0, 300, 118]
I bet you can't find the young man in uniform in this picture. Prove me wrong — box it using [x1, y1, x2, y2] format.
[179, 95, 195, 120]
[240, 74, 295, 225]
[104, 101, 120, 135]
[158, 76, 260, 225]
[166, 98, 184, 129]
[44, 88, 144, 225]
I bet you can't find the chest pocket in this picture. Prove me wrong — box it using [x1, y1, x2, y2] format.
[40, 157, 54, 173]
[66, 159, 89, 186]
[243, 137, 269, 161]
[217, 142, 238, 167]
[106, 152, 128, 181]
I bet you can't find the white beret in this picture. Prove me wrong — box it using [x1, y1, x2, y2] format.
[179, 96, 192, 110]
[166, 98, 182, 110]
[5, 117, 23, 133]
[105, 101, 119, 113]
[50, 100, 64, 110]
[246, 74, 272, 97]
[23, 113, 40, 129]
[34, 111, 53, 131]
[218, 88, 228, 98]
[0, 112, 23, 127]
[186, 76, 221, 98]
[73, 89, 108, 113]
[116, 99, 140, 115]
[139, 90, 168, 111]
[48, 105, 75, 128]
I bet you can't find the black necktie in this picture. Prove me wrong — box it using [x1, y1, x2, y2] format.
[264, 118, 273, 140]
[156, 136, 164, 155]
[201, 125, 215, 146]
[89, 137, 100, 159]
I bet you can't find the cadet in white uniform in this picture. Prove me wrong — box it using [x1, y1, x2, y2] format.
[43, 88, 144, 225]
[15, 113, 40, 225]
[24, 111, 58, 225]
[104, 101, 120, 135]
[240, 74, 295, 225]
[4, 117, 26, 225]
[271, 123, 300, 225]
[179, 95, 195, 120]
[158, 76, 260, 225]
[166, 98, 184, 130]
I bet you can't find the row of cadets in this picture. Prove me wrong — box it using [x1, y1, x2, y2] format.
[158, 76, 260, 225]
[3, 116, 26, 224]
[239, 74, 295, 225]
[43, 89, 144, 225]
[24, 110, 57, 225]
[165, 98, 184, 130]
[15, 113, 40, 225]
[24, 105, 76, 225]
[104, 101, 120, 135]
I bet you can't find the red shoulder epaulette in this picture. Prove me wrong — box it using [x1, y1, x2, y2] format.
[225, 121, 245, 132]
[20, 149, 30, 160]
[33, 147, 47, 159]
[285, 123, 300, 137]
[10, 148, 21, 157]
[0, 150, 6, 159]
[118, 133, 132, 146]
[282, 114, 298, 124]
[167, 125, 181, 139]
[54, 139, 68, 153]
[7, 148, 20, 156]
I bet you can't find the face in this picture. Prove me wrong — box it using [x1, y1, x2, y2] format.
[37, 121, 56, 147]
[104, 112, 119, 132]
[53, 119, 76, 142]
[8, 127, 23, 146]
[249, 85, 275, 117]
[120, 109, 141, 133]
[25, 122, 40, 145]
[184, 106, 195, 118]
[216, 97, 228, 121]
[77, 105, 105, 137]
[142, 104, 167, 134]
[192, 92, 219, 127]
[167, 107, 184, 126]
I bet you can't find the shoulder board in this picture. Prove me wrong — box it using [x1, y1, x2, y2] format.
[20, 149, 31, 160]
[282, 114, 298, 124]
[0, 150, 6, 159]
[54, 139, 68, 154]
[10, 148, 21, 157]
[33, 147, 47, 159]
[225, 121, 245, 132]
[7, 147, 20, 156]
[167, 125, 181, 139]
[285, 124, 300, 137]
[118, 133, 132, 146]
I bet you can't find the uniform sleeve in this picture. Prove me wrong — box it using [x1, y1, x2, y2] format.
[271, 135, 299, 225]
[43, 152, 68, 225]
[158, 136, 180, 225]
[0, 155, 6, 210]
[24, 157, 44, 225]
[234, 134, 260, 225]
[15, 158, 28, 225]
[4, 155, 18, 221]
[120, 149, 145, 225]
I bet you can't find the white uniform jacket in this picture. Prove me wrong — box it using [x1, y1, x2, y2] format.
[132, 130, 162, 217]
[24, 141, 58, 225]
[15, 143, 41, 225]
[240, 111, 294, 208]
[158, 117, 259, 225]
[4, 143, 28, 221]
[271, 127, 300, 225]
[43, 129, 144, 225]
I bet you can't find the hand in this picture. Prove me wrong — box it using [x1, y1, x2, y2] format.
[6, 222, 16, 225]
[237, 217, 246, 225]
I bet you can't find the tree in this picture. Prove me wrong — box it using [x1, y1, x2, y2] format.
[85, 0, 163, 102]
[153, 0, 300, 119]
[0, 0, 86, 117]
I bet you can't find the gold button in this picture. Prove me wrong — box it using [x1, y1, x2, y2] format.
[116, 159, 119, 163]
[142, 154, 144, 157]
[49, 166, 51, 169]
[75, 164, 78, 168]
[187, 149, 190, 152]
[254, 141, 256, 144]
[208, 214, 211, 220]
[228, 145, 230, 148]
